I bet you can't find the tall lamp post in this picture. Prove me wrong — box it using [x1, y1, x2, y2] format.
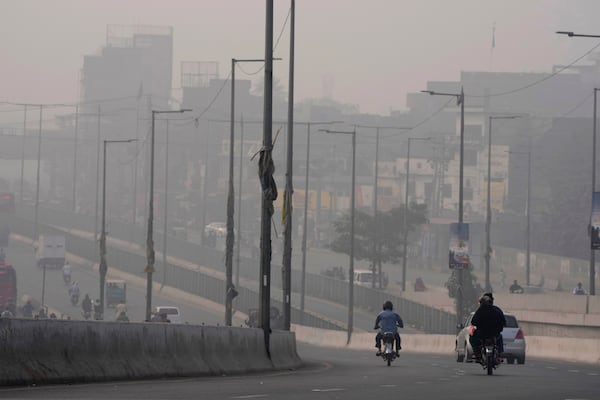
[355, 124, 411, 289]
[226, 58, 265, 326]
[100, 139, 137, 318]
[486, 115, 521, 292]
[508, 147, 532, 286]
[146, 109, 192, 322]
[294, 121, 341, 321]
[422, 88, 465, 324]
[402, 137, 430, 291]
[557, 30, 599, 295]
[320, 128, 356, 344]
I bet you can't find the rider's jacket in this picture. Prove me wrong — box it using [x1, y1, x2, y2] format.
[472, 303, 504, 339]
[374, 309, 404, 333]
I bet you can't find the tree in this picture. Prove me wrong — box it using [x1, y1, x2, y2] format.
[328, 203, 428, 287]
[445, 264, 482, 319]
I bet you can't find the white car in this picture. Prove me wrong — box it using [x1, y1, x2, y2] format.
[204, 222, 227, 237]
[153, 306, 182, 324]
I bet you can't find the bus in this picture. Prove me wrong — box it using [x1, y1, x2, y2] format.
[0, 263, 17, 313]
[0, 193, 15, 248]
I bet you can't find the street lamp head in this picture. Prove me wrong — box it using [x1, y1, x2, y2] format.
[421, 90, 435, 95]
[556, 31, 574, 37]
[179, 109, 192, 113]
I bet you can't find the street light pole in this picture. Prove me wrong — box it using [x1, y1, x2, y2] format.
[100, 139, 137, 318]
[71, 105, 79, 212]
[557, 30, 600, 294]
[486, 115, 520, 292]
[227, 58, 264, 327]
[34, 105, 43, 243]
[282, 0, 296, 331]
[508, 147, 532, 286]
[320, 128, 356, 344]
[422, 88, 465, 324]
[161, 120, 170, 290]
[356, 124, 412, 288]
[146, 109, 191, 322]
[19, 105, 27, 202]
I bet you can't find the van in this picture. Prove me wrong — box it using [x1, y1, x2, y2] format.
[354, 268, 388, 289]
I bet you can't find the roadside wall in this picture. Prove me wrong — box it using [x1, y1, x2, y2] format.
[0, 319, 302, 386]
[292, 326, 600, 365]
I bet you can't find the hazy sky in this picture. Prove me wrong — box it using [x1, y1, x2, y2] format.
[2, 0, 600, 114]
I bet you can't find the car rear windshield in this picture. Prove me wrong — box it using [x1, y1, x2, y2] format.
[159, 308, 179, 315]
[505, 315, 518, 328]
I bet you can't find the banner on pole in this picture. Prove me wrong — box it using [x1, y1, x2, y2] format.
[449, 222, 470, 269]
[591, 192, 600, 249]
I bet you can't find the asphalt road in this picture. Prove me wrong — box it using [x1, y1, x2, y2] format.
[1, 344, 598, 399]
[4, 238, 225, 325]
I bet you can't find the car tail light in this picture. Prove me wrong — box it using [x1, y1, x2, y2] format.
[515, 329, 525, 339]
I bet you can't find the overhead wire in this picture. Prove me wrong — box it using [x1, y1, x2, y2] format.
[468, 40, 600, 98]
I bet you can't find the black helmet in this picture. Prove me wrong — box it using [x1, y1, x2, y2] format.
[483, 292, 494, 304]
[383, 301, 393, 310]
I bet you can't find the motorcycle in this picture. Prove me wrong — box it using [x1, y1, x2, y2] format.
[63, 272, 71, 285]
[82, 309, 91, 320]
[479, 337, 500, 375]
[380, 332, 398, 366]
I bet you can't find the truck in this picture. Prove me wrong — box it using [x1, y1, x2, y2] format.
[36, 235, 66, 269]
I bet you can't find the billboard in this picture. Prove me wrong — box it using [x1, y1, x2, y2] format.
[449, 222, 470, 269]
[591, 192, 600, 249]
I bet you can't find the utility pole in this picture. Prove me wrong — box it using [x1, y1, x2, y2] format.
[71, 105, 79, 212]
[161, 120, 170, 290]
[94, 106, 101, 240]
[33, 105, 43, 243]
[235, 115, 245, 290]
[259, 0, 275, 354]
[282, 0, 295, 331]
[19, 105, 27, 202]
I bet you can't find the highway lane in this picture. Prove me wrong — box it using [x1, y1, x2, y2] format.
[1, 344, 598, 399]
[4, 238, 226, 325]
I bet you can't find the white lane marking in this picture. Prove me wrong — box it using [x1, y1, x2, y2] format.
[380, 384, 397, 387]
[546, 366, 557, 370]
[587, 372, 598, 376]
[232, 395, 268, 399]
[568, 369, 579, 373]
[311, 388, 344, 392]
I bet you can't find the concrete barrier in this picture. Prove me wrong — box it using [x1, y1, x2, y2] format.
[0, 319, 302, 386]
[292, 326, 600, 365]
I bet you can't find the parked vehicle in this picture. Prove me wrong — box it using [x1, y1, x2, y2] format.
[353, 269, 388, 289]
[379, 332, 399, 366]
[105, 280, 127, 307]
[36, 235, 66, 269]
[455, 312, 526, 365]
[0, 192, 15, 248]
[0, 262, 16, 314]
[153, 306, 182, 324]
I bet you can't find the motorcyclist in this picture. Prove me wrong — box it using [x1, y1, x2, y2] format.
[0, 306, 13, 318]
[62, 261, 72, 284]
[483, 292, 506, 355]
[68, 281, 80, 304]
[374, 300, 404, 357]
[21, 300, 34, 318]
[93, 299, 103, 320]
[81, 294, 92, 317]
[469, 295, 505, 361]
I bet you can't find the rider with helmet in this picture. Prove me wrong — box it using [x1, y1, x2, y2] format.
[469, 294, 505, 361]
[374, 300, 404, 356]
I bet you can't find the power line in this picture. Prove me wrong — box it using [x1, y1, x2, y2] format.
[468, 40, 600, 98]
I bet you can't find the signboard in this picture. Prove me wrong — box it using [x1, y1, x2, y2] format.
[591, 192, 600, 249]
[449, 222, 470, 269]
